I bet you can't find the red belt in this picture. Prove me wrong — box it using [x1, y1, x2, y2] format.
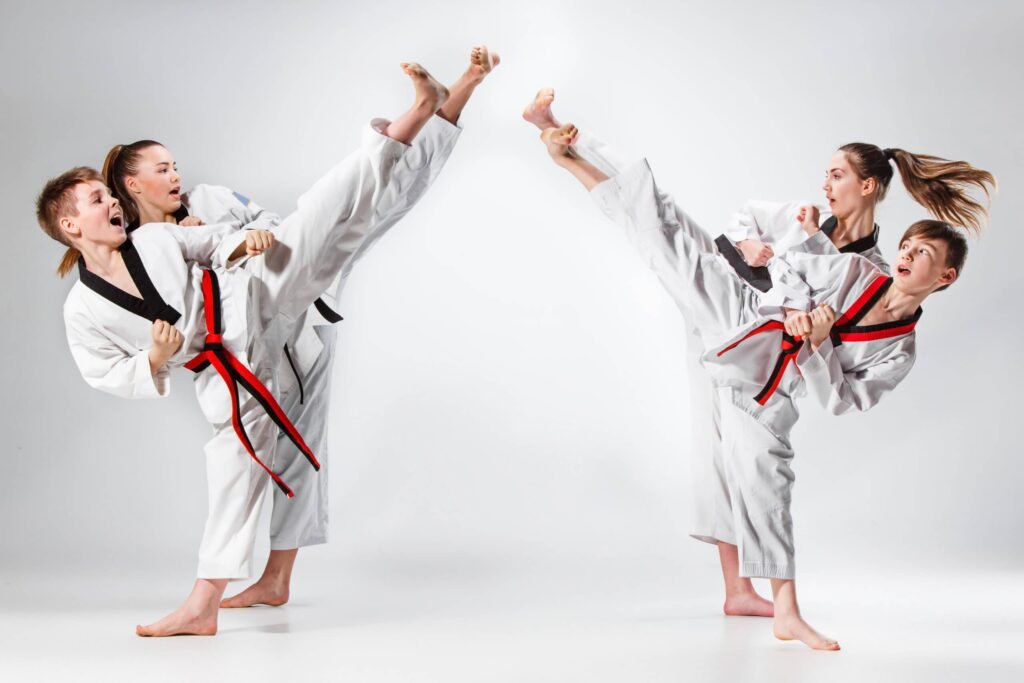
[184, 269, 320, 498]
[716, 275, 896, 406]
[717, 321, 804, 406]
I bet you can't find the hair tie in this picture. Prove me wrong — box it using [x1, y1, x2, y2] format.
[882, 148, 896, 161]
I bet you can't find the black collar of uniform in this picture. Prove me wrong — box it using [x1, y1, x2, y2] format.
[820, 215, 880, 254]
[834, 277, 923, 331]
[126, 204, 190, 233]
[77, 237, 182, 324]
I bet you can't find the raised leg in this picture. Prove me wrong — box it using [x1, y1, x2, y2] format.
[439, 45, 500, 125]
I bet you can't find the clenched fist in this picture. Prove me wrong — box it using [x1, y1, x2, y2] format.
[180, 215, 205, 227]
[244, 229, 275, 256]
[797, 205, 820, 236]
[737, 239, 774, 267]
[807, 304, 836, 350]
[149, 319, 183, 374]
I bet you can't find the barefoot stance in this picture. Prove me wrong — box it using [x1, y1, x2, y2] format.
[136, 607, 218, 637]
[400, 62, 450, 110]
[724, 592, 775, 618]
[220, 580, 289, 609]
[774, 613, 840, 651]
[523, 88, 560, 130]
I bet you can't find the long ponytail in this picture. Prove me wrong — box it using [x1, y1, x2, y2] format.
[839, 142, 995, 234]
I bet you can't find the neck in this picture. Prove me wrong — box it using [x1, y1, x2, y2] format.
[137, 202, 177, 226]
[881, 283, 925, 320]
[832, 206, 876, 247]
[78, 241, 124, 278]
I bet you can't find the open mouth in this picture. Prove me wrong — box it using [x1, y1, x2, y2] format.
[897, 264, 911, 276]
[170, 187, 181, 199]
[111, 215, 124, 228]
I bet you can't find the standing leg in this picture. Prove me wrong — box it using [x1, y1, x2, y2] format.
[138, 398, 277, 635]
[717, 392, 836, 650]
[771, 579, 840, 651]
[222, 327, 336, 609]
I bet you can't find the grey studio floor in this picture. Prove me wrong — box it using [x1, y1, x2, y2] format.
[3, 560, 1022, 682]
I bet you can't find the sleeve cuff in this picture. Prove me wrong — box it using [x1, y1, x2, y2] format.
[795, 336, 833, 376]
[134, 353, 170, 398]
[215, 230, 249, 269]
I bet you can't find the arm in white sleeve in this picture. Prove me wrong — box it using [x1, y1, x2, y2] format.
[65, 311, 169, 400]
[794, 336, 915, 415]
[161, 221, 247, 269]
[724, 200, 810, 245]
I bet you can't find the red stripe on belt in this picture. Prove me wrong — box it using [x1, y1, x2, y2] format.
[184, 269, 320, 498]
[717, 320, 804, 405]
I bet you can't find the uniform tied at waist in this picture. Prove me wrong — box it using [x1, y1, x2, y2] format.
[717, 320, 804, 406]
[184, 269, 320, 498]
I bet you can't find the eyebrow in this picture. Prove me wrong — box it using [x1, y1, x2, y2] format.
[155, 161, 170, 168]
[827, 168, 844, 174]
[89, 188, 102, 201]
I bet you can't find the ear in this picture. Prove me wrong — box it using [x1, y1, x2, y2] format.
[59, 215, 81, 239]
[938, 267, 957, 288]
[124, 174, 141, 194]
[861, 176, 877, 197]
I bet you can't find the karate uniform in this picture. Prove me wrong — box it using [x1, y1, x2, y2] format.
[590, 159, 919, 579]
[65, 122, 406, 578]
[136, 116, 461, 552]
[690, 201, 891, 549]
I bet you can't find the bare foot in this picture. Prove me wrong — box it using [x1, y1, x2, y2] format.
[220, 579, 289, 608]
[523, 88, 560, 130]
[400, 62, 449, 112]
[724, 592, 775, 617]
[136, 606, 217, 637]
[541, 123, 578, 159]
[773, 613, 840, 651]
[468, 45, 500, 83]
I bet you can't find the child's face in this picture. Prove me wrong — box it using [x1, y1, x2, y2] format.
[129, 145, 182, 217]
[62, 180, 126, 247]
[822, 151, 874, 219]
[893, 235, 956, 294]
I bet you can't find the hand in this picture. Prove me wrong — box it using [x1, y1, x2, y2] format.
[807, 304, 836, 350]
[797, 205, 820, 236]
[737, 239, 774, 267]
[149, 319, 183, 373]
[784, 309, 813, 338]
[180, 216, 205, 227]
[245, 229, 275, 256]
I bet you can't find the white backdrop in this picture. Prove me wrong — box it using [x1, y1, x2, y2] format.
[1, 0, 1020, 589]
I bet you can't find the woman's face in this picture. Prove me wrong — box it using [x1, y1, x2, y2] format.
[822, 150, 876, 219]
[127, 145, 182, 217]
